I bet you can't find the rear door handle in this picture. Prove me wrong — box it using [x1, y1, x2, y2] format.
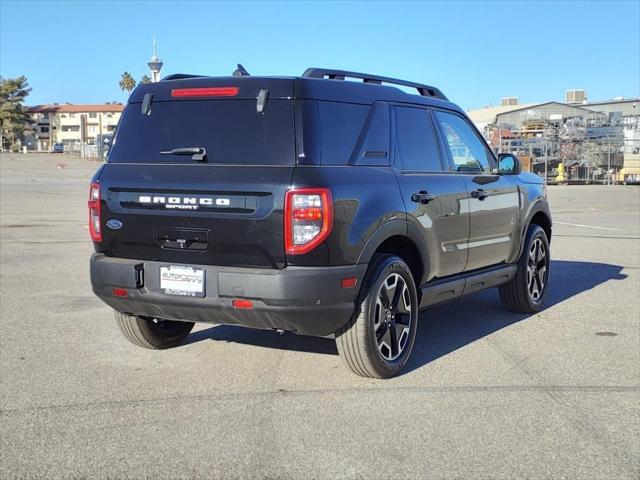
[471, 189, 488, 200]
[411, 190, 436, 204]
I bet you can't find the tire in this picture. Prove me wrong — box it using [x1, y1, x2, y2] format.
[336, 254, 419, 379]
[499, 225, 550, 313]
[114, 311, 194, 349]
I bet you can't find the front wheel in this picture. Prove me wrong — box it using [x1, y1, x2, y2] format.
[114, 311, 194, 349]
[336, 254, 419, 379]
[499, 225, 550, 313]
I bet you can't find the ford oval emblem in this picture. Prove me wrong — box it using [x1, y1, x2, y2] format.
[106, 219, 123, 230]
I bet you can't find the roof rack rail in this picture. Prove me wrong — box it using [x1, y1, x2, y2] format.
[302, 68, 448, 101]
[161, 73, 207, 81]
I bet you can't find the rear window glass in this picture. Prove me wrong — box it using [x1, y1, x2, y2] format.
[108, 99, 295, 165]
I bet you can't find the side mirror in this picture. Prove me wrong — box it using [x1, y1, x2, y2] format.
[497, 153, 520, 175]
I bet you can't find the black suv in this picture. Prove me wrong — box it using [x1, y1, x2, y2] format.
[89, 68, 552, 378]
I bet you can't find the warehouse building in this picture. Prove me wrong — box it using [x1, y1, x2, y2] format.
[467, 96, 640, 184]
[467, 101, 615, 132]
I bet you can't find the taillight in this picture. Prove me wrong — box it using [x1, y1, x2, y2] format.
[284, 188, 333, 255]
[88, 182, 102, 242]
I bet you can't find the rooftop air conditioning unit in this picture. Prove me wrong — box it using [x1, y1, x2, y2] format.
[501, 97, 519, 106]
[566, 89, 587, 104]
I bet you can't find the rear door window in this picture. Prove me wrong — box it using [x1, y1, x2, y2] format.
[394, 106, 444, 172]
[108, 99, 295, 165]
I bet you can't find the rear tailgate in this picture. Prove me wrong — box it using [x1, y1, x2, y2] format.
[96, 164, 293, 268]
[95, 77, 295, 269]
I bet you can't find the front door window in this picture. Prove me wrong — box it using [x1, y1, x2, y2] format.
[435, 111, 492, 172]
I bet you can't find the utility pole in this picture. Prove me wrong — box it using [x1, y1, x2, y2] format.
[98, 113, 103, 160]
[543, 129, 548, 184]
[602, 133, 612, 185]
[80, 114, 87, 159]
[608, 134, 612, 185]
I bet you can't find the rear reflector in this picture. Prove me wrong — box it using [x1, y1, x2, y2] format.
[232, 299, 253, 309]
[341, 277, 358, 289]
[171, 87, 239, 98]
[112, 288, 128, 297]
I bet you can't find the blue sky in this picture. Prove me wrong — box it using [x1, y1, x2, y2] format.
[1, 0, 638, 110]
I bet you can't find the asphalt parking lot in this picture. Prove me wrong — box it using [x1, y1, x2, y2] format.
[1, 153, 638, 479]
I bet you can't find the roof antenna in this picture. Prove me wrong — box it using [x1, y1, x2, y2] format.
[233, 64, 250, 77]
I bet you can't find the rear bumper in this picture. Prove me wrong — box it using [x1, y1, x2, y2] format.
[90, 254, 367, 337]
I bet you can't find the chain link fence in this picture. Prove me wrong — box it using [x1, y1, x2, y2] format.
[63, 142, 107, 162]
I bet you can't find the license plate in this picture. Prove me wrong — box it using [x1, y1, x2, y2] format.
[160, 266, 205, 297]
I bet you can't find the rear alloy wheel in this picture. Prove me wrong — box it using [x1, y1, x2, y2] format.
[114, 311, 194, 349]
[499, 225, 550, 313]
[373, 273, 413, 361]
[336, 254, 418, 378]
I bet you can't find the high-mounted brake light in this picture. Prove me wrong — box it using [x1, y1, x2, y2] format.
[171, 87, 239, 98]
[88, 182, 102, 242]
[284, 188, 333, 255]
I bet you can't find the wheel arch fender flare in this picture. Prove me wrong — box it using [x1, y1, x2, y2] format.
[356, 219, 431, 285]
[517, 201, 552, 259]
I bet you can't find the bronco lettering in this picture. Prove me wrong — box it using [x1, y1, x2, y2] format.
[138, 195, 229, 209]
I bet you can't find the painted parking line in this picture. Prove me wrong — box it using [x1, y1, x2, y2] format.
[554, 221, 621, 231]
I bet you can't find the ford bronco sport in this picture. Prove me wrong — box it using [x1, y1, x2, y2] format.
[89, 67, 552, 378]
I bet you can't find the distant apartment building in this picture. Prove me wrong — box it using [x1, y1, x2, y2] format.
[26, 103, 124, 151]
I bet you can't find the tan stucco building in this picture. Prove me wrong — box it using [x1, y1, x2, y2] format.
[27, 103, 124, 151]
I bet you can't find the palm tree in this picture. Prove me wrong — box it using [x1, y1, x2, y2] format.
[119, 72, 136, 96]
[140, 74, 152, 84]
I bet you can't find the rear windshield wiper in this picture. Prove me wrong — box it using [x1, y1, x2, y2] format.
[160, 147, 207, 161]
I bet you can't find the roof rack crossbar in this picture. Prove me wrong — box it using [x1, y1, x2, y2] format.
[302, 68, 447, 101]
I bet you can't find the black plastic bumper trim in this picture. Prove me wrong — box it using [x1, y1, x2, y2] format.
[90, 254, 367, 337]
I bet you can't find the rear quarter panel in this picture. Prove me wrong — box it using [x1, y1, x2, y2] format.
[287, 165, 405, 267]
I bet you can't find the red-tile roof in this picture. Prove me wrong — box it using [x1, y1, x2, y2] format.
[28, 103, 124, 113]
